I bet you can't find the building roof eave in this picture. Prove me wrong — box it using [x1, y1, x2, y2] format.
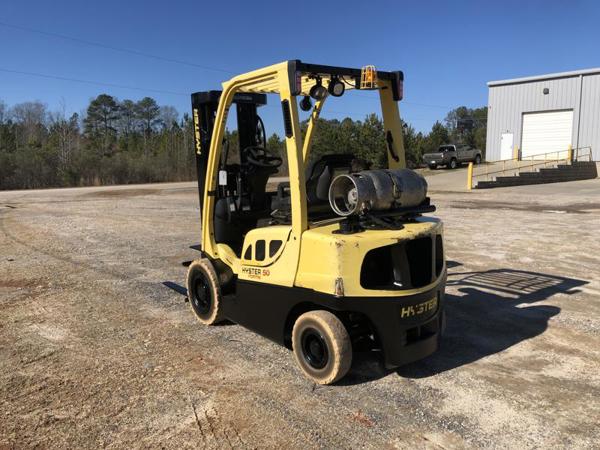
[488, 67, 600, 87]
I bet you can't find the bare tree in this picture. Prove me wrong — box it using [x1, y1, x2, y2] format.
[159, 106, 179, 131]
[11, 101, 48, 147]
[0, 100, 5, 149]
[0, 99, 6, 124]
[49, 99, 79, 169]
[11, 101, 47, 126]
[118, 99, 138, 136]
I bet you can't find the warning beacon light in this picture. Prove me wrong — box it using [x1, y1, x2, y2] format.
[360, 65, 378, 89]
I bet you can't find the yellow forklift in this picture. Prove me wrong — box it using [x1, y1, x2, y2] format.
[188, 61, 446, 384]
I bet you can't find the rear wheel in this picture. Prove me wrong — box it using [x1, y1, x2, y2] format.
[186, 259, 224, 325]
[292, 310, 352, 385]
[448, 158, 457, 169]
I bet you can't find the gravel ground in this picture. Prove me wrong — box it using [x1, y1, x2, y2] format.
[1, 180, 599, 449]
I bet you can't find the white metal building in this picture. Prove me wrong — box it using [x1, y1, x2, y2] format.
[486, 68, 600, 161]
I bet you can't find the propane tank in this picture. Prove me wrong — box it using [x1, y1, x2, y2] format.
[328, 168, 427, 216]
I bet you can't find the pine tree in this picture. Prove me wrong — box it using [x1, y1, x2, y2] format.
[84, 94, 119, 155]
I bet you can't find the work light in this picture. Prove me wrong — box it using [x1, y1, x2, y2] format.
[309, 77, 328, 100]
[300, 95, 313, 111]
[328, 77, 345, 97]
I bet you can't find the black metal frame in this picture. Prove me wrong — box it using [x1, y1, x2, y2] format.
[222, 275, 445, 369]
[290, 60, 404, 101]
[190, 91, 267, 212]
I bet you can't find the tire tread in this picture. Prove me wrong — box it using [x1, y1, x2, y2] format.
[186, 258, 224, 325]
[292, 310, 352, 385]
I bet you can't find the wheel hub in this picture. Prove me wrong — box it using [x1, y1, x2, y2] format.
[301, 329, 329, 369]
[192, 276, 211, 315]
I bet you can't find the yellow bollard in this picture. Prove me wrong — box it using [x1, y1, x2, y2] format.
[567, 144, 573, 162]
[467, 162, 473, 190]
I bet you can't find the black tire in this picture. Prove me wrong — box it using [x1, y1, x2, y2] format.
[186, 259, 224, 325]
[448, 158, 457, 169]
[474, 154, 482, 165]
[428, 164, 437, 170]
[292, 310, 352, 385]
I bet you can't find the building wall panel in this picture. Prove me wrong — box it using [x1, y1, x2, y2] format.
[487, 71, 600, 161]
[486, 77, 580, 161]
[578, 73, 600, 161]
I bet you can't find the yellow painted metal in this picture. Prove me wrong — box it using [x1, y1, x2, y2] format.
[299, 74, 353, 96]
[513, 145, 520, 160]
[199, 61, 311, 286]
[568, 144, 573, 162]
[200, 60, 412, 290]
[302, 97, 326, 162]
[295, 218, 444, 297]
[236, 72, 357, 96]
[378, 79, 405, 169]
[279, 77, 308, 239]
[215, 243, 241, 274]
[240, 226, 291, 267]
[201, 62, 296, 256]
[237, 226, 304, 286]
[467, 162, 473, 190]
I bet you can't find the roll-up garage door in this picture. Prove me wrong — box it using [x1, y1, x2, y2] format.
[521, 110, 573, 159]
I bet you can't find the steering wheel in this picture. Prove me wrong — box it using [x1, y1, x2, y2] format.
[242, 146, 283, 169]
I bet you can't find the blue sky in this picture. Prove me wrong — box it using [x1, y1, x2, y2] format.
[1, 0, 599, 133]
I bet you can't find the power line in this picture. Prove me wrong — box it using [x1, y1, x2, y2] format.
[0, 66, 393, 120]
[0, 21, 234, 74]
[403, 101, 452, 109]
[0, 20, 471, 119]
[0, 67, 189, 97]
[0, 67, 442, 129]
[0, 21, 461, 111]
[336, 90, 454, 110]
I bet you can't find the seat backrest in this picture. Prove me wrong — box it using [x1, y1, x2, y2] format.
[305, 154, 354, 203]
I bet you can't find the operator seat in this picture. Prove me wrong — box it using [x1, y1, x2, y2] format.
[272, 153, 355, 219]
[305, 154, 355, 205]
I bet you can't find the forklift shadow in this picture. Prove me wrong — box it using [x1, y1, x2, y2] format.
[342, 267, 586, 384]
[395, 268, 587, 379]
[162, 281, 187, 296]
[161, 281, 237, 326]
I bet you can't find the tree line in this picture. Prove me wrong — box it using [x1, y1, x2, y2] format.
[0, 94, 486, 190]
[296, 105, 487, 171]
[0, 95, 195, 190]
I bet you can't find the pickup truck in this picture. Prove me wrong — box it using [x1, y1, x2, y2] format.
[422, 144, 482, 169]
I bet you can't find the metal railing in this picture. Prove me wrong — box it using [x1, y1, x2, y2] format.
[573, 146, 594, 162]
[467, 146, 593, 189]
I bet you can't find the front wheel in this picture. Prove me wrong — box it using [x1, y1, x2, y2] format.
[186, 259, 224, 325]
[448, 158, 457, 169]
[428, 164, 437, 170]
[292, 310, 352, 385]
[474, 154, 482, 165]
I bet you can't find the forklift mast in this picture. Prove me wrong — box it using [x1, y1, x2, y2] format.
[190, 91, 267, 212]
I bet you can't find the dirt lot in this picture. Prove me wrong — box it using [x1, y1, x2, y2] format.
[1, 179, 599, 449]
